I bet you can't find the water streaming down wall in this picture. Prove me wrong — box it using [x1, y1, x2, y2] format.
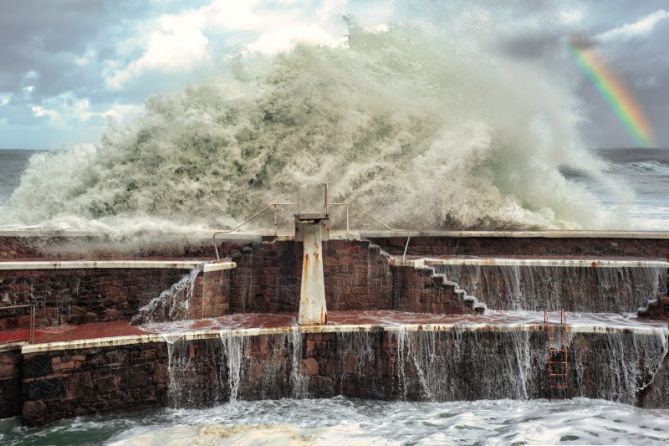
[159, 326, 668, 408]
[132, 268, 201, 325]
[0, 269, 186, 328]
[572, 330, 669, 403]
[163, 330, 305, 408]
[220, 332, 244, 403]
[431, 263, 667, 312]
[163, 333, 227, 408]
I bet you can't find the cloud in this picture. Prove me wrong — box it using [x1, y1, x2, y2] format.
[559, 10, 584, 25]
[30, 92, 142, 127]
[30, 92, 92, 126]
[105, 10, 210, 89]
[1, 0, 668, 149]
[0, 92, 11, 106]
[104, 0, 347, 88]
[597, 9, 669, 41]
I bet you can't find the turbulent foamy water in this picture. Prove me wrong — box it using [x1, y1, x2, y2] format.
[0, 27, 619, 232]
[1, 398, 668, 445]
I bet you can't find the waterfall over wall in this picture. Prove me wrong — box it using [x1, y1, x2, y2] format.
[160, 327, 668, 407]
[432, 263, 667, 312]
[132, 268, 201, 325]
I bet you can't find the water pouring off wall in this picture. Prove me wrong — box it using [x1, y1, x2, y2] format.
[0, 1, 668, 442]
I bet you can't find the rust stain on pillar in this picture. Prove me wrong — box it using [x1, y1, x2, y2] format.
[296, 214, 329, 325]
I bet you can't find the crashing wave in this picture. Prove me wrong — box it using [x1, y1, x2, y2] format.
[1, 26, 616, 232]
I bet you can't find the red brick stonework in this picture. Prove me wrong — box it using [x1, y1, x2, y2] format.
[228, 239, 476, 314]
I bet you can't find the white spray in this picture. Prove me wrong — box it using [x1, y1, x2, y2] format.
[2, 27, 616, 231]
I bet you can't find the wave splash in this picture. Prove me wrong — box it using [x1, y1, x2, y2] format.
[1, 27, 615, 231]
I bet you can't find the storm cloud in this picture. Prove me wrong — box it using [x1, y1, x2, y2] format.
[0, 0, 667, 149]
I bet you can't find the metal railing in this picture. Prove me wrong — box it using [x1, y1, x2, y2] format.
[212, 200, 413, 261]
[0, 304, 36, 344]
[212, 202, 297, 260]
[327, 202, 413, 261]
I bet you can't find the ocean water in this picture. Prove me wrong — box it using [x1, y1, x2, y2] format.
[2, 147, 668, 231]
[0, 149, 42, 208]
[1, 397, 668, 446]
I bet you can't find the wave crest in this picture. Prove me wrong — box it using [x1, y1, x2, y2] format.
[2, 27, 612, 231]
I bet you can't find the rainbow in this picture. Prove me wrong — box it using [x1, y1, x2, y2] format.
[568, 41, 655, 147]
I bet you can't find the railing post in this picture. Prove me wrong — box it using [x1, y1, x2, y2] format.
[30, 305, 35, 344]
[402, 232, 411, 262]
[345, 205, 350, 237]
[273, 204, 278, 236]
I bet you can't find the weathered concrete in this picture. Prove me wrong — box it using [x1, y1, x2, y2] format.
[297, 219, 328, 325]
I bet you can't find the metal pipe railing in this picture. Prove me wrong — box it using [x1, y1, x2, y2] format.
[0, 304, 37, 344]
[327, 202, 413, 261]
[211, 199, 413, 261]
[212, 202, 296, 260]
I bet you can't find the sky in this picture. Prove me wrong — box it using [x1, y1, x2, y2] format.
[0, 0, 667, 150]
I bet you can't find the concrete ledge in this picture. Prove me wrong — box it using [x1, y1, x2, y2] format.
[202, 261, 236, 272]
[363, 230, 669, 239]
[0, 260, 236, 271]
[21, 321, 668, 354]
[393, 258, 669, 268]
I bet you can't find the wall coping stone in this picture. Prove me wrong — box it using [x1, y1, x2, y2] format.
[21, 321, 668, 354]
[393, 258, 669, 268]
[0, 260, 236, 271]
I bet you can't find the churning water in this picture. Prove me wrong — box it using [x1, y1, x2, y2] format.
[0, 27, 656, 232]
[1, 397, 668, 445]
[2, 145, 669, 232]
[1, 25, 669, 446]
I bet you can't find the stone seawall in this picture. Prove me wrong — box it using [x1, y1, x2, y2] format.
[0, 348, 22, 419]
[21, 342, 168, 426]
[229, 240, 476, 314]
[426, 261, 667, 312]
[0, 269, 186, 328]
[15, 326, 669, 426]
[0, 240, 475, 330]
[0, 234, 249, 261]
[369, 234, 669, 259]
[3, 232, 669, 262]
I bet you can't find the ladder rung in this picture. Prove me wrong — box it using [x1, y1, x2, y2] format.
[545, 309, 569, 395]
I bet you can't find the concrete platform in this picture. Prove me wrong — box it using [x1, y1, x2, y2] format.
[7, 310, 665, 354]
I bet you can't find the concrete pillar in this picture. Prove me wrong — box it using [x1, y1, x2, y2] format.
[296, 216, 329, 325]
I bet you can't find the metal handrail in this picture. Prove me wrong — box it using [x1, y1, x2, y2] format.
[212, 202, 297, 260]
[0, 304, 36, 344]
[211, 199, 413, 261]
[328, 202, 413, 261]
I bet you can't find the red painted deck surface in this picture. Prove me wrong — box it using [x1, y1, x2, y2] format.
[1, 310, 666, 348]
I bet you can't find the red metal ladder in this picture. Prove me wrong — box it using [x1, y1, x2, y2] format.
[544, 309, 569, 398]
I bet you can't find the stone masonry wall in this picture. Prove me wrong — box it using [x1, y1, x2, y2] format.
[371, 236, 669, 259]
[0, 269, 185, 329]
[0, 348, 22, 418]
[0, 235, 249, 261]
[19, 328, 669, 426]
[0, 239, 477, 331]
[21, 343, 168, 426]
[229, 240, 472, 314]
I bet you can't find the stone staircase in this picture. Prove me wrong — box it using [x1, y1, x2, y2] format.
[388, 256, 487, 314]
